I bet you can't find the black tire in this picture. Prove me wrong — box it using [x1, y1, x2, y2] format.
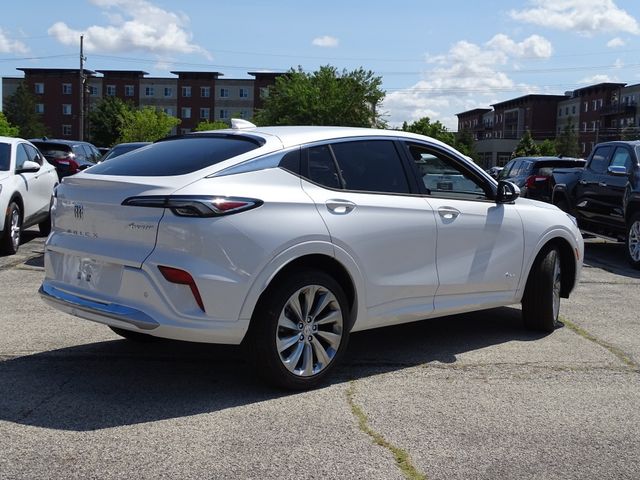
[1, 202, 21, 255]
[109, 326, 157, 342]
[625, 212, 640, 270]
[247, 270, 350, 390]
[522, 246, 562, 333]
[38, 215, 51, 236]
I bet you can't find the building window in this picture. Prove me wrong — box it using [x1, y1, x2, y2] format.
[592, 100, 598, 110]
[259, 87, 270, 99]
[239, 87, 249, 98]
[145, 86, 154, 97]
[88, 85, 98, 96]
[34, 83, 44, 94]
[581, 143, 586, 153]
[163, 107, 174, 116]
[200, 108, 210, 119]
[62, 104, 72, 115]
[239, 110, 249, 119]
[591, 121, 597, 131]
[558, 109, 562, 117]
[583, 102, 588, 112]
[219, 109, 229, 119]
[582, 122, 587, 132]
[125, 85, 135, 96]
[35, 103, 44, 114]
[62, 125, 72, 136]
[182, 86, 192, 97]
[612, 119, 618, 127]
[62, 83, 72, 95]
[565, 107, 569, 115]
[164, 87, 173, 97]
[106, 85, 116, 96]
[200, 86, 211, 98]
[220, 88, 229, 98]
[572, 105, 576, 114]
[180, 128, 191, 134]
[181, 107, 192, 119]
[597, 98, 603, 109]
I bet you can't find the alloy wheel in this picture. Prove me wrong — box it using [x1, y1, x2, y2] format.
[276, 284, 343, 377]
[552, 253, 561, 320]
[9, 207, 20, 251]
[628, 221, 640, 262]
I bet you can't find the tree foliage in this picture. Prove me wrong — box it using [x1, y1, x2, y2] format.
[0, 112, 19, 137]
[195, 120, 229, 131]
[3, 83, 48, 138]
[537, 139, 557, 156]
[621, 123, 640, 141]
[512, 130, 539, 157]
[253, 65, 385, 128]
[117, 106, 180, 143]
[555, 118, 580, 157]
[89, 97, 133, 147]
[402, 117, 477, 161]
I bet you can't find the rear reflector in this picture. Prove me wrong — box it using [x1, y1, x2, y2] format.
[158, 266, 205, 312]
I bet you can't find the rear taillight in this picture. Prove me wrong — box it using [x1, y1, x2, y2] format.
[158, 266, 205, 312]
[122, 195, 262, 217]
[525, 175, 549, 189]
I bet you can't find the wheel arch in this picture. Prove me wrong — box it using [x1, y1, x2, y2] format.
[524, 236, 578, 299]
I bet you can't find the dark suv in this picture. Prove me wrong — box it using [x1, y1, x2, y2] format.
[30, 139, 102, 179]
[499, 156, 585, 202]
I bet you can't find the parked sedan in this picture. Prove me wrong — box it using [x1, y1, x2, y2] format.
[99, 142, 151, 162]
[499, 156, 585, 203]
[30, 138, 101, 179]
[0, 136, 58, 254]
[40, 122, 584, 389]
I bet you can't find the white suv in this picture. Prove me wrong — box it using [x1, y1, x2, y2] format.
[0, 136, 58, 254]
[39, 123, 583, 389]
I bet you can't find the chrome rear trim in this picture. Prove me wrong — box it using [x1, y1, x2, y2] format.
[39, 283, 159, 330]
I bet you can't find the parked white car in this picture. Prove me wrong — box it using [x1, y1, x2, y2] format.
[40, 122, 583, 389]
[0, 136, 58, 254]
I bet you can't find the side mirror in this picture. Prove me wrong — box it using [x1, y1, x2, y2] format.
[16, 160, 41, 174]
[496, 180, 520, 203]
[607, 165, 628, 176]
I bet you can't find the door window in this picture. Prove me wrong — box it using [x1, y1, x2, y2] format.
[15, 144, 29, 171]
[405, 143, 488, 199]
[306, 145, 341, 189]
[23, 144, 43, 166]
[610, 147, 632, 172]
[588, 146, 612, 174]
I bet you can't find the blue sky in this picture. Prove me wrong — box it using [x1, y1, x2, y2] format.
[1, 0, 639, 129]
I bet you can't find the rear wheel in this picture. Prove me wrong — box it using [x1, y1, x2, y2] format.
[522, 246, 561, 332]
[1, 202, 22, 255]
[109, 326, 157, 342]
[625, 212, 640, 270]
[248, 270, 350, 390]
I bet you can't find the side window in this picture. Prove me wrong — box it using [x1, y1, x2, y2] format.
[498, 159, 516, 179]
[15, 144, 29, 171]
[279, 149, 300, 175]
[24, 144, 43, 166]
[609, 147, 632, 172]
[331, 140, 410, 194]
[72, 145, 87, 161]
[81, 144, 97, 163]
[518, 160, 533, 176]
[406, 143, 488, 199]
[588, 146, 612, 174]
[306, 145, 341, 189]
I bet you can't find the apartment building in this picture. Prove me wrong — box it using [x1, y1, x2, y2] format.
[2, 68, 283, 142]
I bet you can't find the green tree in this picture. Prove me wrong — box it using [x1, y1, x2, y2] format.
[454, 128, 477, 160]
[513, 130, 539, 157]
[118, 106, 180, 143]
[89, 97, 133, 147]
[254, 65, 385, 127]
[555, 118, 580, 157]
[3, 83, 48, 138]
[195, 120, 229, 131]
[537, 139, 557, 156]
[402, 117, 456, 146]
[0, 112, 19, 137]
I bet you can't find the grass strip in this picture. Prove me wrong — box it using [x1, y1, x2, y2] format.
[346, 381, 427, 480]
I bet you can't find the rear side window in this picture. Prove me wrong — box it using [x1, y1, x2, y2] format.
[331, 140, 410, 194]
[0, 143, 10, 170]
[588, 146, 612, 174]
[87, 136, 263, 176]
[306, 145, 341, 189]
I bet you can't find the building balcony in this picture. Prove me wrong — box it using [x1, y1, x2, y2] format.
[599, 103, 637, 116]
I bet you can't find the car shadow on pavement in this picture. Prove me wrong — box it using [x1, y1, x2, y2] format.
[0, 306, 545, 432]
[582, 239, 640, 279]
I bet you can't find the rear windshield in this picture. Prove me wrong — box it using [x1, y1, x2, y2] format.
[31, 142, 72, 158]
[87, 135, 263, 176]
[533, 160, 585, 172]
[0, 143, 10, 170]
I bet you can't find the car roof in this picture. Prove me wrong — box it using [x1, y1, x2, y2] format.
[0, 136, 28, 146]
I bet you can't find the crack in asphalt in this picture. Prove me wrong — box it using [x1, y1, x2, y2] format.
[16, 377, 72, 422]
[346, 381, 427, 480]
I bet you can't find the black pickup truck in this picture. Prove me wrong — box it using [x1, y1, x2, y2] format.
[552, 140, 640, 268]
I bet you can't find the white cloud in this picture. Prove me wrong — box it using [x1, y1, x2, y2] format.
[0, 28, 28, 54]
[383, 34, 549, 129]
[510, 0, 640, 36]
[578, 74, 617, 84]
[607, 37, 626, 47]
[312, 35, 339, 48]
[48, 0, 210, 58]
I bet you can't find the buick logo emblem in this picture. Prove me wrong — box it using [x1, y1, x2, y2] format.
[74, 204, 84, 220]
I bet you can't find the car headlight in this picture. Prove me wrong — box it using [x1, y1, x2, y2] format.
[566, 213, 578, 227]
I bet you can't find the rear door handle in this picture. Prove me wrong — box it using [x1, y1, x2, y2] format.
[438, 207, 460, 220]
[326, 199, 356, 215]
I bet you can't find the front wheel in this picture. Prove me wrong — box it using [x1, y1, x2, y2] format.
[1, 202, 22, 255]
[625, 212, 640, 270]
[522, 246, 562, 332]
[248, 270, 350, 390]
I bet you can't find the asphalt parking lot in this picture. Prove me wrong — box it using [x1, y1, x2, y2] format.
[0, 230, 638, 479]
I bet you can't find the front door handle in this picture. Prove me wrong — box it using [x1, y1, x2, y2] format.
[326, 199, 356, 215]
[438, 207, 460, 220]
[579, 179, 588, 185]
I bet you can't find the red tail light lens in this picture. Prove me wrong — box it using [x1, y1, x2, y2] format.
[122, 195, 262, 217]
[158, 266, 205, 312]
[525, 175, 549, 189]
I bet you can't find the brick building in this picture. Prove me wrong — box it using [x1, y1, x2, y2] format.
[2, 68, 284, 144]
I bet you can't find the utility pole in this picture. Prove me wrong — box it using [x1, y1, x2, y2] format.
[79, 34, 85, 140]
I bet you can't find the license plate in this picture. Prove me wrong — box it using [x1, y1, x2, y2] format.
[52, 252, 123, 294]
